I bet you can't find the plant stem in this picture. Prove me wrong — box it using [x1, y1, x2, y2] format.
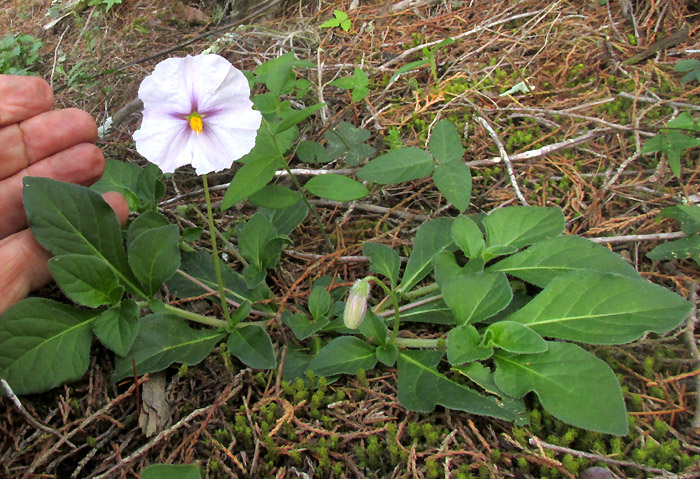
[266, 118, 333, 250]
[202, 174, 231, 324]
[402, 282, 440, 301]
[393, 337, 440, 349]
[367, 276, 403, 344]
[193, 207, 248, 267]
[163, 304, 228, 329]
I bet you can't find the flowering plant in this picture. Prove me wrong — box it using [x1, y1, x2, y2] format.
[0, 51, 693, 439]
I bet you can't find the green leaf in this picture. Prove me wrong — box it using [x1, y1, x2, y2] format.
[358, 147, 435, 184]
[446, 325, 493, 365]
[641, 112, 700, 177]
[136, 162, 166, 211]
[238, 213, 289, 271]
[273, 103, 326, 134]
[450, 215, 484, 259]
[254, 51, 311, 97]
[483, 321, 547, 354]
[489, 236, 639, 287]
[397, 350, 514, 420]
[113, 314, 225, 381]
[283, 312, 329, 341]
[259, 202, 309, 236]
[126, 211, 170, 250]
[376, 344, 399, 366]
[433, 162, 472, 211]
[351, 85, 369, 103]
[304, 174, 369, 201]
[442, 272, 512, 325]
[307, 336, 377, 376]
[141, 463, 202, 479]
[657, 205, 700, 235]
[248, 185, 301, 209]
[128, 225, 181, 297]
[353, 67, 369, 86]
[675, 59, 700, 83]
[484, 206, 565, 251]
[429, 120, 464, 164]
[363, 243, 401, 287]
[227, 325, 276, 369]
[94, 299, 140, 357]
[359, 311, 389, 345]
[90, 159, 141, 210]
[505, 271, 692, 345]
[23, 177, 143, 296]
[48, 254, 124, 307]
[0, 299, 96, 394]
[398, 217, 454, 293]
[330, 77, 355, 89]
[494, 342, 628, 435]
[398, 296, 454, 324]
[221, 148, 282, 209]
[309, 286, 332, 321]
[389, 59, 430, 84]
[647, 235, 700, 262]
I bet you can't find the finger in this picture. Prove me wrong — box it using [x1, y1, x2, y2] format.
[0, 142, 105, 239]
[0, 108, 98, 180]
[0, 75, 54, 128]
[0, 192, 129, 317]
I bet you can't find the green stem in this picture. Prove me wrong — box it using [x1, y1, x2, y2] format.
[163, 304, 228, 328]
[402, 282, 440, 301]
[202, 174, 231, 324]
[193, 207, 248, 267]
[393, 337, 440, 349]
[367, 276, 402, 344]
[265, 118, 333, 250]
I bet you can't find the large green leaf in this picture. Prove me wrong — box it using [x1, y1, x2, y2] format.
[221, 151, 282, 209]
[258, 201, 309, 236]
[483, 321, 547, 354]
[450, 215, 484, 259]
[363, 242, 401, 287]
[93, 299, 140, 357]
[446, 325, 493, 365]
[249, 185, 301, 209]
[397, 350, 515, 420]
[126, 211, 170, 250]
[23, 177, 143, 296]
[397, 217, 454, 294]
[307, 336, 377, 376]
[128, 225, 181, 297]
[505, 271, 692, 345]
[442, 272, 512, 325]
[358, 147, 435, 184]
[484, 206, 565, 252]
[657, 205, 700, 235]
[90, 159, 141, 210]
[433, 162, 472, 212]
[304, 174, 369, 201]
[48, 254, 124, 308]
[494, 342, 628, 435]
[429, 119, 464, 165]
[238, 213, 289, 272]
[0, 299, 96, 394]
[227, 325, 276, 369]
[113, 314, 225, 381]
[489, 236, 638, 287]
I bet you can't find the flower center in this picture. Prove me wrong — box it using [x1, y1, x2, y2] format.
[187, 113, 203, 134]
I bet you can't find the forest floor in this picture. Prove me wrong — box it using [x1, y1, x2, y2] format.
[1, 0, 700, 478]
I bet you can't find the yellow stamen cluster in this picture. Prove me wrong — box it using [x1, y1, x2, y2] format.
[189, 115, 203, 134]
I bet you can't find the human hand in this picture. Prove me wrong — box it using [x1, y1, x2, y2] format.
[0, 74, 129, 315]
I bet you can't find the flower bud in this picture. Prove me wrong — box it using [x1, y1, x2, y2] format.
[343, 279, 370, 329]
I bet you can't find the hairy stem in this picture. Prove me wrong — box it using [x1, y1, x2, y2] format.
[202, 174, 231, 324]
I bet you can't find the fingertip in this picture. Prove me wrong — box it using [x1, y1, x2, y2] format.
[102, 191, 130, 225]
[0, 75, 54, 127]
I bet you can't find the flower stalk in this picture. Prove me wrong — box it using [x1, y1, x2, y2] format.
[202, 174, 231, 324]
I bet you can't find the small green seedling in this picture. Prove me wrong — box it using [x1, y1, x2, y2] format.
[675, 59, 700, 84]
[330, 67, 369, 103]
[320, 10, 351, 32]
[390, 38, 454, 84]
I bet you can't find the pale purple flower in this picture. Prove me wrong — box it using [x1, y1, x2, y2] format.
[132, 54, 261, 175]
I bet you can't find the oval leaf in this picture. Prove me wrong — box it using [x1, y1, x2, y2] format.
[221, 153, 282, 209]
[0, 299, 96, 394]
[505, 271, 692, 345]
[446, 325, 493, 365]
[307, 336, 377, 376]
[442, 272, 513, 325]
[227, 325, 276, 369]
[48, 254, 124, 308]
[94, 299, 140, 357]
[128, 224, 181, 297]
[494, 342, 628, 435]
[398, 217, 454, 294]
[433, 162, 472, 211]
[249, 185, 301, 209]
[113, 314, 225, 381]
[358, 147, 435, 184]
[489, 236, 639, 287]
[429, 119, 464, 165]
[305, 174, 369, 201]
[484, 321, 547, 354]
[141, 464, 202, 479]
[363, 242, 401, 287]
[484, 206, 565, 251]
